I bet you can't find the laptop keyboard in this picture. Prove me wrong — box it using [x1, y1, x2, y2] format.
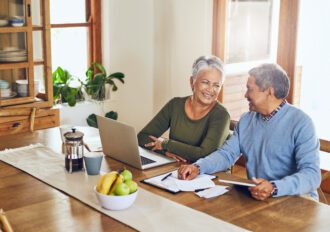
[140, 156, 156, 165]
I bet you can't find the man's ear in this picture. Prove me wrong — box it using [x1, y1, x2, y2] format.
[268, 87, 275, 97]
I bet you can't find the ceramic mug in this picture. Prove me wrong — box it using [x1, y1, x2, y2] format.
[16, 80, 28, 97]
[83, 152, 103, 175]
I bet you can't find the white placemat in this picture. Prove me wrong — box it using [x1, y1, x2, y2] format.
[0, 144, 248, 232]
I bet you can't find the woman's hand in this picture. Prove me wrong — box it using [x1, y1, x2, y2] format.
[165, 152, 187, 163]
[144, 135, 165, 151]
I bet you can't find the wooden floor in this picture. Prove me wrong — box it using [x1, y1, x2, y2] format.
[231, 165, 330, 204]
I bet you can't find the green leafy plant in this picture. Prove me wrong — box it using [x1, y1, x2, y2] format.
[87, 111, 118, 128]
[85, 62, 125, 101]
[53, 67, 84, 106]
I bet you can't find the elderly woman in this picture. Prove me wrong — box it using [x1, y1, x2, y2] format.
[137, 55, 230, 163]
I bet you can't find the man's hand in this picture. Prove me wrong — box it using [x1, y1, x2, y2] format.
[144, 135, 164, 151]
[165, 152, 187, 163]
[178, 164, 199, 180]
[248, 177, 273, 201]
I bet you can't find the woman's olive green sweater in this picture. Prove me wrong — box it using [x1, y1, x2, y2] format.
[137, 97, 230, 163]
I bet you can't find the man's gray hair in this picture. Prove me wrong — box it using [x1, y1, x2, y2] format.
[249, 63, 290, 99]
[192, 55, 225, 83]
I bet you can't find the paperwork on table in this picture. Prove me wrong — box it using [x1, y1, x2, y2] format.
[143, 170, 216, 193]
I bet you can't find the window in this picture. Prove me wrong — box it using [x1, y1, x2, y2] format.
[213, 0, 297, 121]
[296, 0, 330, 142]
[217, 0, 280, 74]
[49, 0, 101, 80]
[226, 0, 279, 66]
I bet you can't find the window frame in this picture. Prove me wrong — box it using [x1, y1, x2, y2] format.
[49, 0, 102, 66]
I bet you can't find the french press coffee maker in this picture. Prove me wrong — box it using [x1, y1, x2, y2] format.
[63, 128, 84, 173]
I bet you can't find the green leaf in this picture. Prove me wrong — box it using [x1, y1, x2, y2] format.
[66, 95, 77, 106]
[106, 79, 114, 85]
[108, 72, 125, 79]
[105, 111, 118, 120]
[86, 114, 98, 128]
[85, 67, 94, 81]
[112, 84, 118, 91]
[94, 62, 107, 76]
[53, 84, 62, 100]
[92, 73, 106, 85]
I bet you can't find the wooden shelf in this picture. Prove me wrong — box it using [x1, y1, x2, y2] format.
[0, 62, 29, 70]
[0, 26, 29, 33]
[0, 0, 57, 135]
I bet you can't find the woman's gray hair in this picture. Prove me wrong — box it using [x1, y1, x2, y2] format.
[191, 55, 225, 83]
[248, 63, 290, 99]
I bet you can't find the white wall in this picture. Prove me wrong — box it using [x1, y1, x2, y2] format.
[102, 0, 213, 131]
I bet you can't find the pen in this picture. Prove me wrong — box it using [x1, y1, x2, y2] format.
[194, 188, 207, 192]
[161, 173, 172, 181]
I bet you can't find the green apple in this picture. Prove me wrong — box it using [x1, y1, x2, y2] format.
[121, 169, 133, 182]
[125, 179, 138, 193]
[114, 183, 130, 196]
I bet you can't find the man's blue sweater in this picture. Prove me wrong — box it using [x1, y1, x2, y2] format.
[196, 103, 321, 199]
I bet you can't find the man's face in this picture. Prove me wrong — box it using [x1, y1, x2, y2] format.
[244, 76, 269, 113]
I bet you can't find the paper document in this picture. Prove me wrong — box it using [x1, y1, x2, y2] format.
[218, 179, 256, 187]
[142, 170, 215, 193]
[195, 185, 229, 199]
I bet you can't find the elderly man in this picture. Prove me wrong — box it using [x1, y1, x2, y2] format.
[178, 63, 321, 201]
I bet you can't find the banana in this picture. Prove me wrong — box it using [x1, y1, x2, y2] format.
[108, 174, 124, 195]
[96, 174, 106, 192]
[96, 171, 118, 195]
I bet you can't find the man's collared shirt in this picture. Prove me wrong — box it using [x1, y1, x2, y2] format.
[262, 100, 287, 121]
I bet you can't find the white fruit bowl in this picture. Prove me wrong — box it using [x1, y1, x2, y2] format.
[94, 186, 138, 211]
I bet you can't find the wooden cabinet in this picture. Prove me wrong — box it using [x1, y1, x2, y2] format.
[0, 0, 59, 134]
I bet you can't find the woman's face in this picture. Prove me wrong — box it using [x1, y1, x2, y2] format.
[191, 68, 222, 106]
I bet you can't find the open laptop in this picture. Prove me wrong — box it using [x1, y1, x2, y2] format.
[97, 115, 175, 170]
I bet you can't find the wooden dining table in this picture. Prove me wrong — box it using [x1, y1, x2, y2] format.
[1, 127, 330, 232]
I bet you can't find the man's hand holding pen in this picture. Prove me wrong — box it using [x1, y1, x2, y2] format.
[178, 164, 199, 180]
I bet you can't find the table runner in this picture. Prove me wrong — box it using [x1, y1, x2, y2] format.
[0, 144, 248, 232]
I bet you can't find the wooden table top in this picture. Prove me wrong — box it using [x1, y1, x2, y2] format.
[1, 127, 330, 232]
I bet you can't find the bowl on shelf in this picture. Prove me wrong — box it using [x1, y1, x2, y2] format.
[94, 186, 138, 211]
[0, 80, 10, 89]
[0, 19, 9, 27]
[9, 16, 24, 27]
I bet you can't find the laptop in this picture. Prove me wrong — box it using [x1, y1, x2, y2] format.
[97, 115, 175, 170]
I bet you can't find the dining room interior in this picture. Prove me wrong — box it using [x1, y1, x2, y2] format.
[1, 0, 330, 231]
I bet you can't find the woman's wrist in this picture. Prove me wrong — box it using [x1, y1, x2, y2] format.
[161, 138, 169, 150]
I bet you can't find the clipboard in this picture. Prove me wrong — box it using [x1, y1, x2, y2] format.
[141, 169, 216, 194]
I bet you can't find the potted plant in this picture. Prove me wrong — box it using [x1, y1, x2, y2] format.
[84, 62, 125, 101]
[86, 111, 118, 128]
[53, 67, 84, 106]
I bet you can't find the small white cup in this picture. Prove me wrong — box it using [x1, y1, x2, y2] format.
[16, 80, 28, 97]
[0, 88, 11, 97]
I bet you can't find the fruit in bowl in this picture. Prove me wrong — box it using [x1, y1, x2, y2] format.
[94, 169, 138, 210]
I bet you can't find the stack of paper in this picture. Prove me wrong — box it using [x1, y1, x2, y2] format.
[195, 185, 229, 199]
[143, 170, 215, 193]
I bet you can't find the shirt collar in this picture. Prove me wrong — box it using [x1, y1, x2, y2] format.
[262, 100, 287, 121]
